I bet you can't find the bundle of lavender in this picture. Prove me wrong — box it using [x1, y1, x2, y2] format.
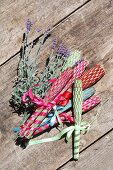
[11, 19, 105, 160]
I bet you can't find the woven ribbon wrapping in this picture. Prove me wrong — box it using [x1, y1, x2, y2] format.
[80, 64, 105, 90]
[73, 79, 83, 159]
[14, 64, 102, 136]
[19, 63, 104, 139]
[62, 50, 81, 71]
[20, 60, 88, 138]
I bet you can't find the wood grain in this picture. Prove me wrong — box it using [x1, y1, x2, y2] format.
[0, 0, 87, 65]
[0, 0, 113, 169]
[59, 130, 113, 170]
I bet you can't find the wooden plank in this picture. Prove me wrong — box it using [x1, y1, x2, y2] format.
[0, 0, 113, 169]
[59, 130, 113, 170]
[0, 0, 87, 65]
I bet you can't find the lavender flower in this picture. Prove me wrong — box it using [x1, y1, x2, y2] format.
[57, 43, 70, 57]
[57, 43, 65, 55]
[36, 28, 41, 32]
[26, 19, 33, 33]
[57, 44, 70, 57]
[64, 48, 70, 57]
[52, 39, 57, 49]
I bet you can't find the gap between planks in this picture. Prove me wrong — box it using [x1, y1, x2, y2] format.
[58, 129, 113, 170]
[57, 128, 113, 170]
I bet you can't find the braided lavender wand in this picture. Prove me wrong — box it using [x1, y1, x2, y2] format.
[73, 79, 83, 160]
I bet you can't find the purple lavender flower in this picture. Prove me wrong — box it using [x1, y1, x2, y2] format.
[64, 48, 70, 57]
[26, 19, 33, 33]
[52, 39, 57, 49]
[57, 43, 70, 57]
[36, 28, 41, 32]
[57, 43, 65, 55]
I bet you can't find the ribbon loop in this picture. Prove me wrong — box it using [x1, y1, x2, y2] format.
[53, 106, 63, 127]
[28, 121, 90, 145]
[66, 121, 90, 142]
[22, 88, 65, 110]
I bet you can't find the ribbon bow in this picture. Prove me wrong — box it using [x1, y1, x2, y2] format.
[28, 121, 90, 145]
[22, 88, 64, 110]
[65, 121, 90, 142]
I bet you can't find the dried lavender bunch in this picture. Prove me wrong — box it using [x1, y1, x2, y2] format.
[10, 19, 44, 114]
[10, 34, 37, 115]
[10, 19, 70, 115]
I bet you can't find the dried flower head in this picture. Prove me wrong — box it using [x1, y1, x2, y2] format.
[52, 39, 57, 49]
[64, 48, 70, 57]
[36, 28, 41, 32]
[26, 19, 33, 33]
[57, 43, 70, 57]
[57, 43, 65, 55]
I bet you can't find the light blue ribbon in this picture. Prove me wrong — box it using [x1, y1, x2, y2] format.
[13, 127, 20, 133]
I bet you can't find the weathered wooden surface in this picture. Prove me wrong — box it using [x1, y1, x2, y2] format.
[0, 0, 113, 169]
[59, 130, 113, 170]
[0, 0, 87, 65]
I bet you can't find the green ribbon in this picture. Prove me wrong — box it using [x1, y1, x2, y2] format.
[28, 121, 90, 145]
